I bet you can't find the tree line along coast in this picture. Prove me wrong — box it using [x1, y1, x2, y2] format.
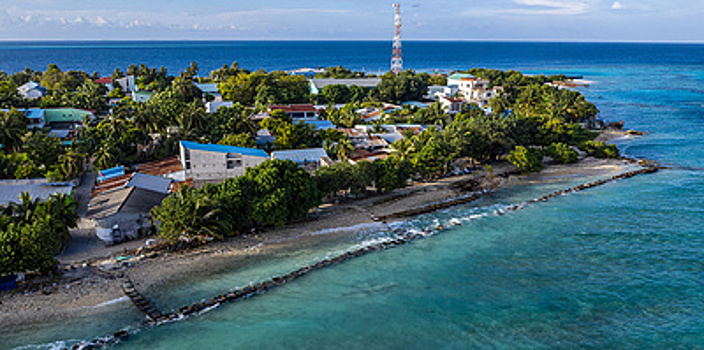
[0, 62, 623, 281]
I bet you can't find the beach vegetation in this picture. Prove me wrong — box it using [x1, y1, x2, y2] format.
[508, 146, 544, 174]
[546, 142, 579, 164]
[0, 193, 77, 275]
[578, 140, 620, 158]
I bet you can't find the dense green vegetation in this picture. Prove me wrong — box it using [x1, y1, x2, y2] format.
[0, 193, 77, 275]
[0, 62, 618, 259]
[151, 159, 320, 242]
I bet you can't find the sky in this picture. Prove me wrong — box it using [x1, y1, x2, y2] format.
[0, 0, 701, 42]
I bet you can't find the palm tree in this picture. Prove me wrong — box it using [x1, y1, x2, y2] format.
[334, 138, 355, 161]
[60, 148, 85, 180]
[0, 109, 29, 152]
[9, 192, 39, 223]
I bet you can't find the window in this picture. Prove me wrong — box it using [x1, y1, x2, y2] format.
[227, 159, 243, 169]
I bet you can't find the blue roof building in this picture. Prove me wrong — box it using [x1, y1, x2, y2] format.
[179, 140, 270, 185]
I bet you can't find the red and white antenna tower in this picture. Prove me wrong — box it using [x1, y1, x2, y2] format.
[391, 3, 403, 74]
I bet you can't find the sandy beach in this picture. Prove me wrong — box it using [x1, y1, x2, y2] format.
[0, 147, 638, 329]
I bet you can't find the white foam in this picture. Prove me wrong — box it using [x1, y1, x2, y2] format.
[313, 222, 385, 236]
[92, 296, 129, 308]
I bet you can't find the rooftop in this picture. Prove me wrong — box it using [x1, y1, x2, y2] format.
[0, 179, 73, 207]
[180, 140, 269, 158]
[133, 156, 184, 177]
[126, 173, 173, 194]
[448, 73, 477, 80]
[294, 119, 335, 130]
[272, 148, 328, 163]
[94, 77, 113, 84]
[309, 78, 382, 90]
[269, 104, 318, 114]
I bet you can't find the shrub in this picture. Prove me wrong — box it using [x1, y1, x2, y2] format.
[546, 142, 578, 164]
[508, 146, 544, 174]
[579, 141, 619, 159]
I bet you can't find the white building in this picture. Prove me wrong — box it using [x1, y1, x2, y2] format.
[17, 81, 45, 100]
[114, 76, 136, 93]
[438, 96, 464, 114]
[179, 140, 269, 185]
[205, 100, 233, 114]
[308, 78, 382, 95]
[447, 73, 498, 106]
[426, 85, 459, 100]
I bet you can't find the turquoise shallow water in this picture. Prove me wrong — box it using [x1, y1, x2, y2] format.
[4, 43, 704, 349]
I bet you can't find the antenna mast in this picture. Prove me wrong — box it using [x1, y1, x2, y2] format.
[391, 3, 403, 74]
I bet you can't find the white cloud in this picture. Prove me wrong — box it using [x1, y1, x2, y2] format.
[611, 2, 623, 10]
[502, 0, 591, 15]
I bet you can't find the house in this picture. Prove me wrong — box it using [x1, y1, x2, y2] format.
[179, 140, 270, 185]
[17, 81, 46, 100]
[447, 73, 494, 106]
[43, 108, 94, 130]
[87, 186, 165, 244]
[426, 85, 459, 100]
[114, 76, 136, 93]
[294, 119, 336, 130]
[195, 83, 222, 99]
[269, 104, 319, 119]
[0, 179, 73, 207]
[131, 91, 154, 103]
[205, 100, 233, 114]
[271, 148, 331, 171]
[255, 129, 276, 148]
[2, 109, 45, 129]
[308, 78, 382, 95]
[438, 96, 464, 114]
[339, 128, 389, 151]
[349, 150, 391, 164]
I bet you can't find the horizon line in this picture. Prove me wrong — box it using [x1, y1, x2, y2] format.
[0, 38, 702, 45]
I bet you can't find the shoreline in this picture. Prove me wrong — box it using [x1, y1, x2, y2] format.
[0, 156, 641, 330]
[1, 129, 644, 330]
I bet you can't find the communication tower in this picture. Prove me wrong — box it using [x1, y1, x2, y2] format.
[391, 3, 403, 74]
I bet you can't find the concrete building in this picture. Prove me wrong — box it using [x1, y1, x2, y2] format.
[87, 186, 165, 244]
[179, 140, 269, 185]
[131, 91, 154, 103]
[205, 100, 233, 114]
[447, 73, 495, 106]
[438, 96, 464, 114]
[308, 78, 382, 95]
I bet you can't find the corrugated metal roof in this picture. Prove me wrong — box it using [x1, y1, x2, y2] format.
[0, 180, 73, 207]
[309, 78, 382, 89]
[180, 140, 269, 158]
[272, 148, 328, 163]
[126, 173, 173, 194]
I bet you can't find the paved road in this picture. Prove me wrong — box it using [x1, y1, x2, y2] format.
[59, 171, 148, 264]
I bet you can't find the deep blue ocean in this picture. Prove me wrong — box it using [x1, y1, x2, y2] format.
[2, 41, 704, 349]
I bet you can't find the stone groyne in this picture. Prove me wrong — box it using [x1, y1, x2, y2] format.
[67, 165, 659, 349]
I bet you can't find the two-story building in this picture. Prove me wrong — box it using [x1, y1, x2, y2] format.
[179, 140, 269, 186]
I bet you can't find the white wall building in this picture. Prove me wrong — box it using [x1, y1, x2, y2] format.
[447, 74, 496, 106]
[17, 81, 45, 100]
[179, 140, 269, 185]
